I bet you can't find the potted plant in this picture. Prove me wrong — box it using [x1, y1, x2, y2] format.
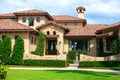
[0, 64, 8, 79]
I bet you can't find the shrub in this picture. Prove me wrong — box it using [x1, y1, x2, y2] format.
[67, 50, 88, 63]
[79, 61, 120, 67]
[35, 31, 45, 56]
[78, 50, 88, 55]
[112, 38, 119, 55]
[0, 64, 8, 79]
[1, 36, 11, 64]
[24, 60, 66, 67]
[11, 36, 24, 65]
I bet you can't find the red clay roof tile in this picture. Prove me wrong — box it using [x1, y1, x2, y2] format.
[0, 19, 33, 31]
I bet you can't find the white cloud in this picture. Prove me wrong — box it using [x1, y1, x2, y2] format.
[0, 0, 120, 24]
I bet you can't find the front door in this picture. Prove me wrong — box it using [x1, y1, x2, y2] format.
[48, 40, 57, 55]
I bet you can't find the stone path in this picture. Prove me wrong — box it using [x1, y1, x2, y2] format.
[10, 67, 120, 74]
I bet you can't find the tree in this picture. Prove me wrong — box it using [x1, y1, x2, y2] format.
[11, 36, 24, 65]
[1, 36, 11, 64]
[35, 31, 45, 56]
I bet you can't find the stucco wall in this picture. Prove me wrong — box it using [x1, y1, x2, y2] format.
[18, 16, 49, 29]
[89, 38, 97, 56]
[0, 32, 30, 55]
[39, 25, 65, 55]
[80, 54, 120, 61]
[29, 34, 38, 52]
[64, 38, 69, 53]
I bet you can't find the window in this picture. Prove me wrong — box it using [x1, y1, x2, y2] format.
[47, 31, 50, 35]
[106, 37, 112, 51]
[69, 40, 90, 51]
[11, 18, 18, 22]
[74, 22, 78, 26]
[64, 23, 68, 26]
[15, 35, 19, 40]
[2, 35, 6, 40]
[22, 17, 26, 22]
[36, 17, 40, 22]
[29, 17, 34, 26]
[53, 31, 56, 35]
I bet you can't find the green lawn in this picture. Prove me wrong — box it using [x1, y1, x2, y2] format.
[6, 69, 120, 80]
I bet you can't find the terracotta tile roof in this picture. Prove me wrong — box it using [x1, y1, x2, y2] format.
[65, 24, 108, 37]
[0, 13, 16, 18]
[36, 21, 68, 30]
[0, 19, 33, 31]
[96, 22, 120, 33]
[14, 9, 47, 14]
[0, 9, 53, 20]
[52, 15, 86, 22]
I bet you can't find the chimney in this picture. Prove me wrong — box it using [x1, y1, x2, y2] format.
[76, 6, 86, 19]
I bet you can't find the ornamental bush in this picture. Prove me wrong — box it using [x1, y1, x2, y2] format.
[11, 36, 24, 65]
[79, 61, 120, 67]
[35, 31, 45, 56]
[67, 50, 88, 63]
[1, 36, 11, 64]
[24, 60, 66, 67]
[112, 37, 119, 55]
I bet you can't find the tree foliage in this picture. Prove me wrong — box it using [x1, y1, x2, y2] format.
[1, 36, 11, 64]
[112, 37, 119, 55]
[35, 31, 45, 56]
[11, 36, 24, 65]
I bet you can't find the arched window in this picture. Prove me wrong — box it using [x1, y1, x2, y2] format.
[22, 17, 26, 22]
[36, 17, 40, 22]
[47, 31, 50, 35]
[53, 31, 56, 35]
[29, 17, 34, 26]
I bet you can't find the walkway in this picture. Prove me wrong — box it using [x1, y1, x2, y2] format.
[10, 67, 120, 74]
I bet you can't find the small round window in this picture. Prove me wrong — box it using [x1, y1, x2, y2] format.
[47, 31, 50, 35]
[53, 31, 56, 35]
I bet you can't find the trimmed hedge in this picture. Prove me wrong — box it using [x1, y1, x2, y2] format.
[79, 61, 120, 67]
[35, 31, 45, 56]
[11, 36, 24, 65]
[2, 36, 11, 64]
[23, 60, 66, 67]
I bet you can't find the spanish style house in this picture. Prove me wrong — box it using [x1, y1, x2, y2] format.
[0, 6, 120, 60]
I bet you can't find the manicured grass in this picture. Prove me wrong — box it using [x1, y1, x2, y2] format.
[6, 69, 119, 80]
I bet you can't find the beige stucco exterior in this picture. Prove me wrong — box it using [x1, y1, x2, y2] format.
[18, 16, 49, 29]
[39, 24, 65, 55]
[0, 32, 30, 56]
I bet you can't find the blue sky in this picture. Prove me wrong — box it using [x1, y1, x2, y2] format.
[0, 0, 120, 24]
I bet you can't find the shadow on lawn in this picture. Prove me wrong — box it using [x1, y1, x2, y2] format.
[47, 70, 117, 77]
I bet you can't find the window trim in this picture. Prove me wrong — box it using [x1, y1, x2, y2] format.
[29, 17, 34, 26]
[36, 17, 40, 22]
[22, 17, 26, 22]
